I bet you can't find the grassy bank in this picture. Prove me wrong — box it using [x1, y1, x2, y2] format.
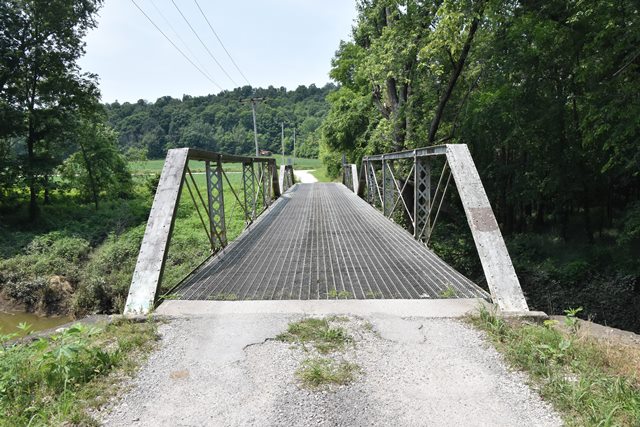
[470, 307, 640, 426]
[0, 319, 158, 426]
[0, 164, 253, 316]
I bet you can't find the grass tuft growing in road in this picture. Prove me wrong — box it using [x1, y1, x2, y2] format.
[470, 306, 640, 426]
[276, 317, 351, 354]
[296, 357, 359, 389]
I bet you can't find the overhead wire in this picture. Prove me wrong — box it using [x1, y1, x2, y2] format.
[130, 0, 223, 91]
[192, 0, 252, 87]
[170, 0, 239, 87]
[148, 0, 217, 84]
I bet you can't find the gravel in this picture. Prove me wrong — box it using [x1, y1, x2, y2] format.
[98, 313, 563, 427]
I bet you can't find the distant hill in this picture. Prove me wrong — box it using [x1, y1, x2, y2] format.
[105, 84, 336, 159]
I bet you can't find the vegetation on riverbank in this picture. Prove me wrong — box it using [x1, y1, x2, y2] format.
[0, 318, 158, 426]
[470, 307, 640, 426]
[0, 155, 328, 318]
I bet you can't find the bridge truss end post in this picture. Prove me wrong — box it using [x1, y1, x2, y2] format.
[124, 148, 190, 315]
[445, 144, 529, 312]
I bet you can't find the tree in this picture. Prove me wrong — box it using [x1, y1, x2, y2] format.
[0, 0, 103, 219]
[60, 120, 132, 209]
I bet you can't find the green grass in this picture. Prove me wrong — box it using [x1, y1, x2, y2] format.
[296, 357, 359, 389]
[276, 317, 351, 354]
[128, 157, 336, 182]
[438, 285, 457, 298]
[469, 306, 640, 426]
[327, 288, 352, 299]
[0, 319, 158, 426]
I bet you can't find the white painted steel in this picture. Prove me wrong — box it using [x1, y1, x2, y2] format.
[124, 148, 189, 315]
[445, 144, 528, 312]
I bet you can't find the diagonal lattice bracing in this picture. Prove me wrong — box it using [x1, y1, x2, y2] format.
[414, 157, 431, 241]
[124, 149, 280, 315]
[358, 144, 529, 312]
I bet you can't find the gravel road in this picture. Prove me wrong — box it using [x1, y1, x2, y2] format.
[98, 313, 562, 427]
[293, 170, 318, 183]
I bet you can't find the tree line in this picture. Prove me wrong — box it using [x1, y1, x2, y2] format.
[104, 83, 333, 161]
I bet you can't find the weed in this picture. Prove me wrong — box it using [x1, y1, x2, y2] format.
[208, 293, 238, 301]
[365, 290, 383, 299]
[296, 357, 359, 388]
[0, 319, 157, 425]
[159, 293, 182, 300]
[469, 305, 640, 426]
[327, 288, 353, 299]
[276, 318, 351, 354]
[438, 285, 457, 298]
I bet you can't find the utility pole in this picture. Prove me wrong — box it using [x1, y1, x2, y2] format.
[293, 127, 296, 167]
[240, 97, 265, 156]
[281, 122, 285, 165]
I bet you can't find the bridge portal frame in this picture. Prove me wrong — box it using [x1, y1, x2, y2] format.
[344, 144, 529, 312]
[124, 148, 284, 315]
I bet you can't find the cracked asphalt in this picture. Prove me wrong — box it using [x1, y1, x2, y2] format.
[98, 313, 562, 427]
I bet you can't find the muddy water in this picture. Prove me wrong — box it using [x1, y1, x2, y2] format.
[0, 311, 72, 336]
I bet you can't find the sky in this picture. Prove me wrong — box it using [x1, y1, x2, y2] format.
[78, 0, 358, 104]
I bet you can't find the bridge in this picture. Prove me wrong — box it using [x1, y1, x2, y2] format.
[123, 144, 528, 315]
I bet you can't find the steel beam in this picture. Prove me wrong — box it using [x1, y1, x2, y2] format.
[414, 156, 431, 240]
[243, 161, 256, 222]
[124, 148, 189, 315]
[364, 145, 447, 162]
[206, 159, 226, 248]
[382, 159, 394, 217]
[445, 145, 528, 312]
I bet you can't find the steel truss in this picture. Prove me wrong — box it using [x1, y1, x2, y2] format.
[344, 144, 529, 312]
[125, 148, 286, 314]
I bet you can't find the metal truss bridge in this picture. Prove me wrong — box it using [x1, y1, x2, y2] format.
[124, 145, 528, 315]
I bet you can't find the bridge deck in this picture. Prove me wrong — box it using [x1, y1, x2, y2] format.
[174, 183, 489, 301]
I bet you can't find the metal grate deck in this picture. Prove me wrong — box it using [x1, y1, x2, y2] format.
[174, 183, 490, 301]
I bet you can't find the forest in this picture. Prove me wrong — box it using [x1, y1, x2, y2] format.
[1, 0, 639, 333]
[105, 84, 333, 160]
[319, 0, 640, 331]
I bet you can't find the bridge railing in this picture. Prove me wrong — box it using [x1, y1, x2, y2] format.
[347, 144, 529, 312]
[124, 148, 291, 315]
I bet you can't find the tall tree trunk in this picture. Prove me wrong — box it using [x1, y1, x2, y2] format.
[427, 9, 483, 144]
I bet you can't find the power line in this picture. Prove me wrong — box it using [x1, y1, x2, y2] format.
[130, 0, 223, 91]
[148, 0, 216, 83]
[193, 0, 252, 87]
[170, 0, 239, 87]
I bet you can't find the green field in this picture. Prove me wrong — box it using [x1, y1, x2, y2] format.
[129, 156, 333, 182]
